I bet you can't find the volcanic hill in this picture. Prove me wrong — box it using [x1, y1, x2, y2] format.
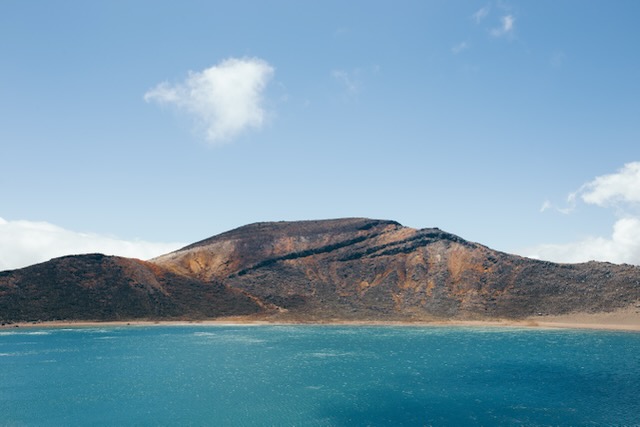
[0, 254, 267, 322]
[2, 218, 640, 323]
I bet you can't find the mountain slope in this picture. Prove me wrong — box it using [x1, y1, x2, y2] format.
[0, 254, 267, 323]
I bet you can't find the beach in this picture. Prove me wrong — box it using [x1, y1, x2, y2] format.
[3, 306, 640, 332]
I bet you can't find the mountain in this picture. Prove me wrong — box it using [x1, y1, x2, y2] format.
[2, 218, 640, 323]
[153, 218, 640, 321]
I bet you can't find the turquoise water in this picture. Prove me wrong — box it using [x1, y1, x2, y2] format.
[1, 325, 639, 426]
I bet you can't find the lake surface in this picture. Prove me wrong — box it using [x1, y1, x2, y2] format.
[1, 325, 639, 426]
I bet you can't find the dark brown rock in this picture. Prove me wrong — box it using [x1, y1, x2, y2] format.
[0, 254, 266, 322]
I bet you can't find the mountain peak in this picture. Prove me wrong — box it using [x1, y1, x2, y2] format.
[178, 218, 403, 252]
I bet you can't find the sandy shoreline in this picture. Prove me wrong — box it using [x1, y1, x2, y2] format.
[3, 308, 640, 332]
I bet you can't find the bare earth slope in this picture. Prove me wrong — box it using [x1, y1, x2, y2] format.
[0, 254, 267, 323]
[153, 218, 640, 321]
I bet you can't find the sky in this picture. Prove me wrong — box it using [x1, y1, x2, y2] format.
[1, 0, 640, 270]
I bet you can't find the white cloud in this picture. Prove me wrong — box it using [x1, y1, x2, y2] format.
[0, 218, 185, 271]
[523, 217, 640, 265]
[491, 15, 515, 37]
[531, 161, 640, 265]
[145, 57, 275, 145]
[574, 161, 640, 207]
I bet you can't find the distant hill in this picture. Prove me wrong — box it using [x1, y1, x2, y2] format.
[0, 253, 267, 323]
[2, 218, 640, 323]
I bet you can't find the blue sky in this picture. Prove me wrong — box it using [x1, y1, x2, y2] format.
[1, 1, 640, 269]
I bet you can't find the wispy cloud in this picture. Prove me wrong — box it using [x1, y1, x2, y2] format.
[0, 218, 184, 271]
[539, 197, 575, 215]
[332, 69, 361, 95]
[528, 161, 640, 265]
[452, 41, 469, 54]
[539, 200, 552, 213]
[472, 6, 490, 23]
[145, 57, 274, 145]
[491, 15, 515, 37]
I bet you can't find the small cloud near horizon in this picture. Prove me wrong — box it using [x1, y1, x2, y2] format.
[523, 217, 640, 265]
[527, 161, 640, 265]
[144, 57, 274, 145]
[0, 217, 185, 271]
